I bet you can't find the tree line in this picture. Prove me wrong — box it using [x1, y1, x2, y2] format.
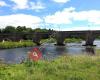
[0, 26, 53, 34]
[0, 26, 54, 41]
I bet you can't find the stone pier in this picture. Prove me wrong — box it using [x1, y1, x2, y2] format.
[55, 32, 65, 46]
[84, 31, 95, 46]
[33, 32, 41, 45]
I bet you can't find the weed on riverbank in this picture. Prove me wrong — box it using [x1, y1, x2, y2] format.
[0, 55, 100, 80]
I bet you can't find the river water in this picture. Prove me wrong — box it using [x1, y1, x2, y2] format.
[0, 40, 100, 64]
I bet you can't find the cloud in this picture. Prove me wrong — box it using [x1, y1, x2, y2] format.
[11, 0, 29, 9]
[0, 14, 42, 28]
[60, 26, 100, 31]
[44, 7, 75, 24]
[29, 1, 45, 11]
[44, 7, 100, 25]
[72, 10, 100, 25]
[11, 0, 45, 11]
[52, 0, 70, 3]
[0, 0, 8, 7]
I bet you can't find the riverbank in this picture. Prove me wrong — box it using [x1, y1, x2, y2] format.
[64, 38, 82, 43]
[0, 38, 82, 49]
[0, 55, 100, 80]
[40, 38, 82, 44]
[0, 40, 36, 49]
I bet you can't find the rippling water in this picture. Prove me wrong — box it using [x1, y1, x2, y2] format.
[0, 40, 100, 64]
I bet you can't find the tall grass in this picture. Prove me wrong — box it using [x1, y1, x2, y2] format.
[64, 38, 82, 43]
[0, 40, 36, 49]
[0, 55, 100, 80]
[40, 38, 82, 44]
[40, 38, 56, 44]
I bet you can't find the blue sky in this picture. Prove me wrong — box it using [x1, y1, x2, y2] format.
[0, 0, 100, 31]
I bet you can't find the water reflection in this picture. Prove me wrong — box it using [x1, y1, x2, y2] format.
[0, 40, 100, 64]
[55, 46, 67, 55]
[85, 46, 95, 55]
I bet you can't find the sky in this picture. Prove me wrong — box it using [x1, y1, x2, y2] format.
[0, 0, 100, 31]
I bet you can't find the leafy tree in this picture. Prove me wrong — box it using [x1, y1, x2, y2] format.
[0, 25, 54, 40]
[2, 26, 16, 33]
[33, 28, 49, 32]
[0, 29, 2, 33]
[16, 26, 27, 33]
[25, 28, 33, 33]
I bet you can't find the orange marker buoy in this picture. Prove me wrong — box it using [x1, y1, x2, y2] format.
[28, 48, 42, 61]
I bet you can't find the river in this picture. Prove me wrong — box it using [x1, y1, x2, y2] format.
[0, 40, 100, 64]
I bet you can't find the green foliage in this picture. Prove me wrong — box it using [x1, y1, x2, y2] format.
[0, 26, 52, 34]
[0, 40, 36, 49]
[16, 26, 33, 33]
[2, 26, 16, 33]
[96, 36, 100, 39]
[40, 38, 56, 43]
[0, 29, 1, 33]
[0, 56, 100, 80]
[33, 28, 50, 32]
[16, 26, 26, 33]
[64, 38, 82, 43]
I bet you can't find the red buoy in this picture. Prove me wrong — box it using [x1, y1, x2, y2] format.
[28, 48, 42, 61]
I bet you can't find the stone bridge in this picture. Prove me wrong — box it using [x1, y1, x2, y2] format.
[32, 30, 100, 46]
[0, 30, 100, 46]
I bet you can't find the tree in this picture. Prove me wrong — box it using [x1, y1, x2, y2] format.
[0, 29, 2, 33]
[33, 28, 49, 32]
[16, 26, 27, 33]
[25, 28, 33, 33]
[2, 26, 16, 33]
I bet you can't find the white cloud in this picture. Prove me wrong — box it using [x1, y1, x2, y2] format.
[11, 0, 29, 9]
[44, 7, 75, 24]
[0, 0, 8, 7]
[11, 0, 45, 11]
[30, 1, 45, 11]
[52, 0, 70, 3]
[60, 26, 100, 31]
[0, 14, 42, 28]
[72, 10, 100, 25]
[44, 7, 100, 25]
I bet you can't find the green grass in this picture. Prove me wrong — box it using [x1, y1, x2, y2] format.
[0, 40, 36, 49]
[0, 38, 82, 49]
[64, 38, 82, 43]
[40, 38, 56, 44]
[40, 38, 82, 44]
[0, 55, 100, 80]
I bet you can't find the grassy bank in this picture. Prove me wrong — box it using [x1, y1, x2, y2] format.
[0, 38, 82, 49]
[40, 38, 82, 44]
[0, 55, 100, 80]
[40, 38, 56, 44]
[64, 38, 82, 43]
[0, 40, 36, 49]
